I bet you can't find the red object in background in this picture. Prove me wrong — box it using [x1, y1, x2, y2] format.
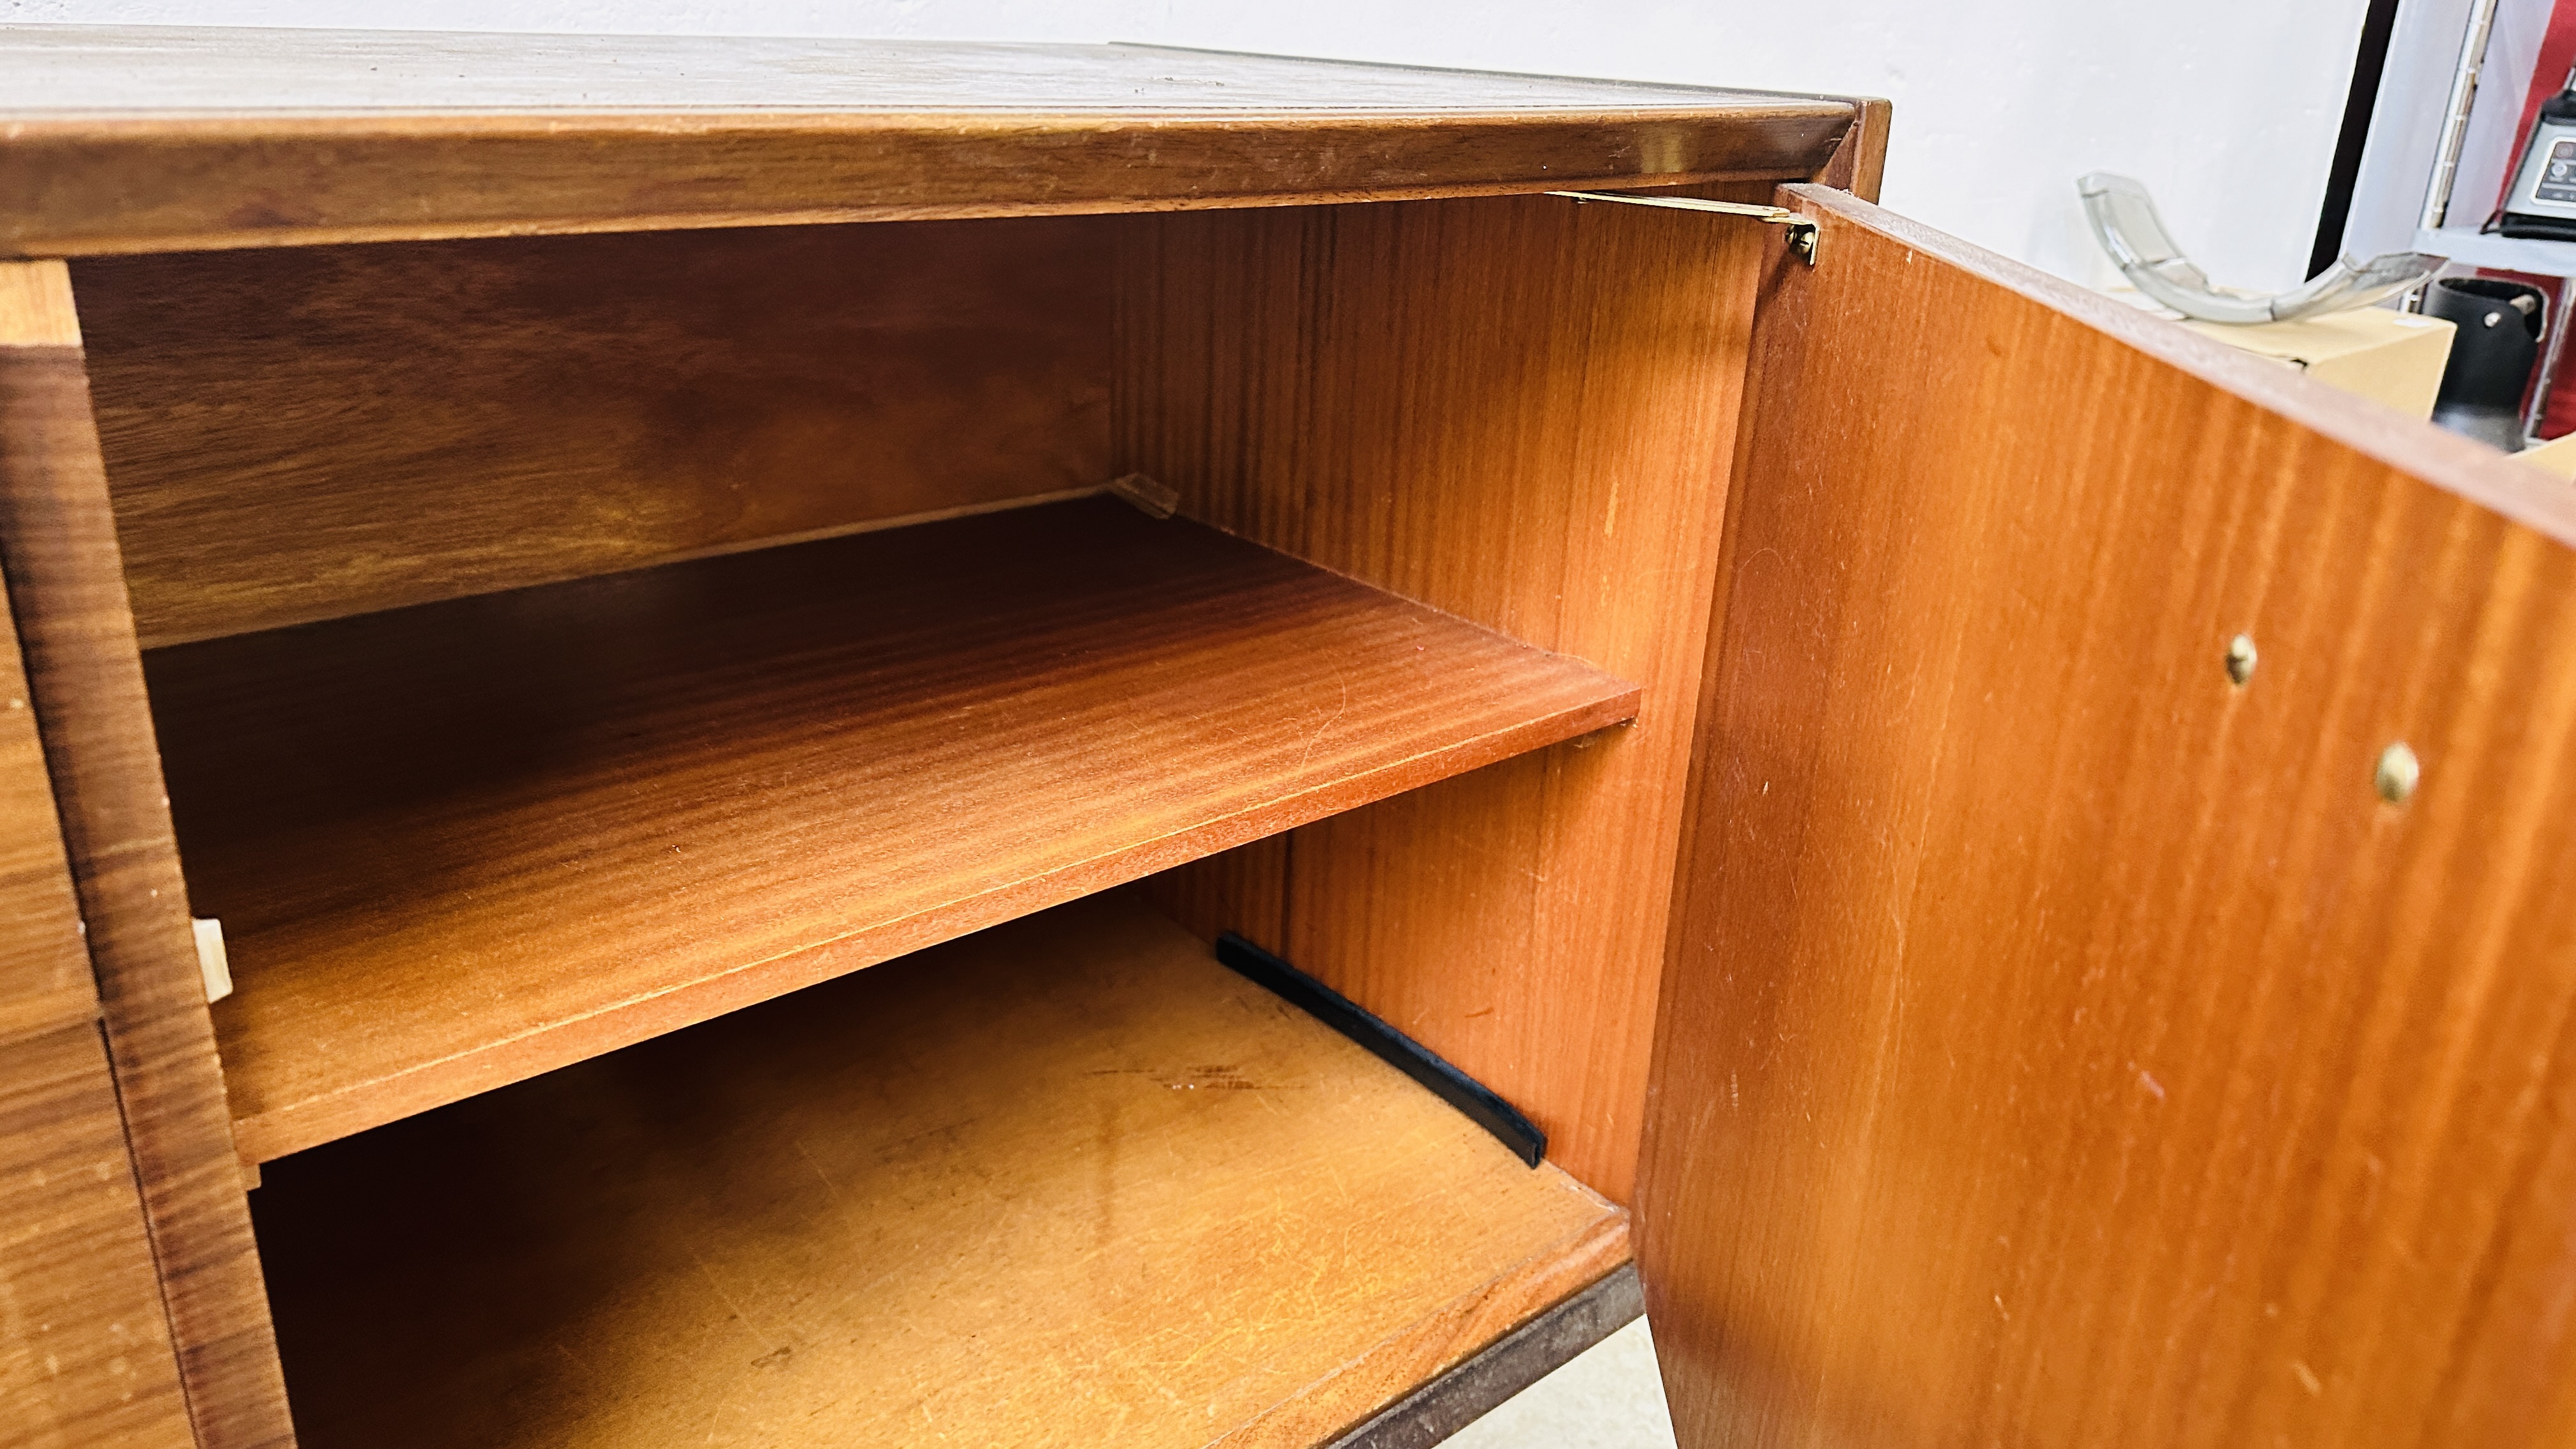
[2501, 3, 2576, 176]
[2496, 1, 2576, 438]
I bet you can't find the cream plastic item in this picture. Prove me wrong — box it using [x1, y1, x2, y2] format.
[192, 916, 232, 1003]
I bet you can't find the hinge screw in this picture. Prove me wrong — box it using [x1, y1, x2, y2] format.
[2374, 743, 2421, 805]
[2225, 634, 2257, 686]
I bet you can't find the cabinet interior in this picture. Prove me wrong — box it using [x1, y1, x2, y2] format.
[249, 893, 1631, 1448]
[66, 188, 1770, 1442]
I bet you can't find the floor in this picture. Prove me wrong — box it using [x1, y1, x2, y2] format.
[1445, 1317, 1680, 1448]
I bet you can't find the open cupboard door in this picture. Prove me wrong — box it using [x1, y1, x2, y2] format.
[1637, 185, 2576, 1448]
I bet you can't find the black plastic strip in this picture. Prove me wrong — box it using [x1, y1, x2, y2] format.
[1214, 932, 1546, 1167]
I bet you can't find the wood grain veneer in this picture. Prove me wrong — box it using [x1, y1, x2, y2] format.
[75, 217, 1117, 647]
[1139, 832, 1293, 954]
[0, 322, 190, 1444]
[0, 29, 1857, 257]
[150, 498, 1638, 1163]
[1812, 95, 1892, 203]
[249, 893, 1630, 1449]
[0, 1022, 195, 1449]
[1640, 186, 2576, 1449]
[0, 489, 97, 1048]
[0, 258, 81, 346]
[0, 260, 293, 1448]
[1119, 187, 1766, 1202]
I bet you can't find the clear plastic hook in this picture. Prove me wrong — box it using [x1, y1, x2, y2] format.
[2078, 172, 2442, 325]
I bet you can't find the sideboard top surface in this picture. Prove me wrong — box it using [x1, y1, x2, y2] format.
[0, 26, 1860, 256]
[3, 27, 1839, 116]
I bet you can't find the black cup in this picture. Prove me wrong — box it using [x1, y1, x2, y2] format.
[2425, 276, 2546, 452]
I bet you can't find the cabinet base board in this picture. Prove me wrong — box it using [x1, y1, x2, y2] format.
[1326, 1263, 1646, 1449]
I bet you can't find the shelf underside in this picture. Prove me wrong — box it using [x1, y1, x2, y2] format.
[250, 894, 1632, 1449]
[149, 498, 1637, 1162]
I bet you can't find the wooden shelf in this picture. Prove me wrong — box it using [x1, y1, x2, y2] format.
[249, 893, 1632, 1449]
[148, 498, 1637, 1162]
[0, 28, 1859, 257]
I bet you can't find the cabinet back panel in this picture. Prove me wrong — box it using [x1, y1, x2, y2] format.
[72, 216, 1114, 646]
[1120, 187, 1768, 1202]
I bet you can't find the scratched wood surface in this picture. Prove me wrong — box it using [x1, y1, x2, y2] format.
[0, 1022, 196, 1449]
[150, 498, 1636, 1164]
[0, 28, 1857, 257]
[0, 258, 294, 1448]
[0, 273, 192, 1445]
[1639, 185, 2576, 1449]
[251, 893, 1630, 1449]
[1119, 187, 1767, 1202]
[0, 504, 96, 1050]
[75, 217, 1116, 645]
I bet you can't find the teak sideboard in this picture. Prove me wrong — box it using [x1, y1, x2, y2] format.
[3, 24, 2572, 1449]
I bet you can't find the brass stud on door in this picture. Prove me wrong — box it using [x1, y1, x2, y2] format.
[2375, 742, 2421, 804]
[2225, 634, 2257, 686]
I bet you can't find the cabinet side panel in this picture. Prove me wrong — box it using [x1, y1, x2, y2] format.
[0, 284, 191, 1446]
[1, 1022, 195, 1449]
[74, 216, 1116, 647]
[1117, 191, 1766, 1201]
[1809, 96, 1890, 203]
[0, 510, 99, 1049]
[1643, 188, 2576, 1449]
[0, 264, 295, 1449]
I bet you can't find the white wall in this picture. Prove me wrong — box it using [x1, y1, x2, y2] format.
[2345, 0, 2569, 259]
[4, 0, 2373, 291]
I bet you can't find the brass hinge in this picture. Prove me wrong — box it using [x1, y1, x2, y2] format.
[1544, 189, 1821, 265]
